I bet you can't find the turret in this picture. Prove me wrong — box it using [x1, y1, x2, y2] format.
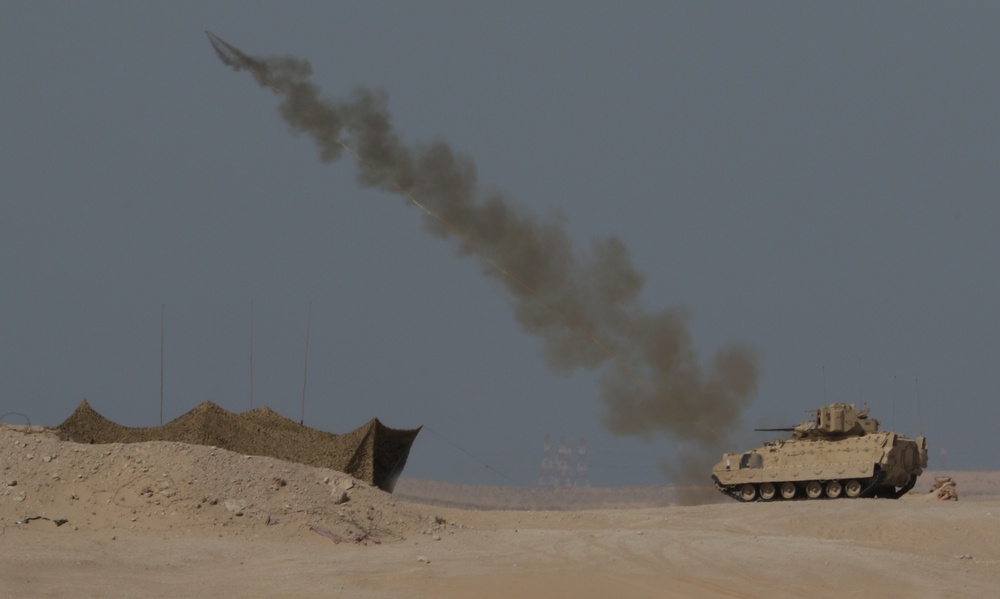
[755, 403, 879, 439]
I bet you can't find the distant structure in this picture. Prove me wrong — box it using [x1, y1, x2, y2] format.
[538, 434, 556, 486]
[538, 434, 589, 487]
[575, 437, 590, 487]
[556, 436, 573, 485]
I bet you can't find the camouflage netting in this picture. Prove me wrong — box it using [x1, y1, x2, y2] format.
[57, 400, 420, 493]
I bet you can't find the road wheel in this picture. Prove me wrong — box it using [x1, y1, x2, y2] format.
[844, 479, 863, 498]
[805, 481, 823, 499]
[780, 482, 797, 499]
[825, 480, 843, 498]
[739, 483, 757, 502]
[759, 483, 776, 501]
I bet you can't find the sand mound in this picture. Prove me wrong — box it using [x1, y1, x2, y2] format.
[57, 400, 420, 492]
[0, 424, 443, 542]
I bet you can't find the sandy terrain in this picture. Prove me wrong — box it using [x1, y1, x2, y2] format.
[2, 424, 998, 598]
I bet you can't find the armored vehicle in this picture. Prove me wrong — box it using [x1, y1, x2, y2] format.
[712, 403, 927, 501]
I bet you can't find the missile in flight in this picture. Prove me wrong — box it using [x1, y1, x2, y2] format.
[205, 31, 274, 89]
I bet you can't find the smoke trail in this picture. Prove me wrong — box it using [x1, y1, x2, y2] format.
[207, 34, 759, 479]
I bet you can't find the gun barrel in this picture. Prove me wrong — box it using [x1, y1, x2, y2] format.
[753, 427, 797, 432]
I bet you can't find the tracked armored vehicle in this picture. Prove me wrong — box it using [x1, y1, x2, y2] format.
[712, 403, 927, 502]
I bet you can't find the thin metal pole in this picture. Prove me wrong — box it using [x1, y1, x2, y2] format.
[160, 304, 165, 425]
[249, 300, 255, 409]
[300, 302, 312, 425]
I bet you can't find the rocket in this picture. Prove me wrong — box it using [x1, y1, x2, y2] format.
[205, 31, 241, 67]
[205, 31, 275, 90]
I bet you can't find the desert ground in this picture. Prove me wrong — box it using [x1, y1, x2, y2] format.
[2, 424, 997, 598]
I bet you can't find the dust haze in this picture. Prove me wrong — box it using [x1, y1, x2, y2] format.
[207, 33, 758, 481]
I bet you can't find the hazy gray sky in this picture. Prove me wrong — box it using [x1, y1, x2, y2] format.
[2, 3, 998, 486]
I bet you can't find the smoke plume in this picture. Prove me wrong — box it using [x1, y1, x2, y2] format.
[207, 34, 759, 480]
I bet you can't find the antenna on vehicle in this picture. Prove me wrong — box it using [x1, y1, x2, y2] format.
[915, 377, 923, 433]
[822, 365, 827, 402]
[857, 358, 862, 405]
[892, 375, 897, 429]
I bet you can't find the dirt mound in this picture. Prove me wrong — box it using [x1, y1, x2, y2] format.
[0, 424, 446, 543]
[57, 400, 420, 492]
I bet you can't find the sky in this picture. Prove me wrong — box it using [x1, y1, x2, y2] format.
[2, 2, 998, 487]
